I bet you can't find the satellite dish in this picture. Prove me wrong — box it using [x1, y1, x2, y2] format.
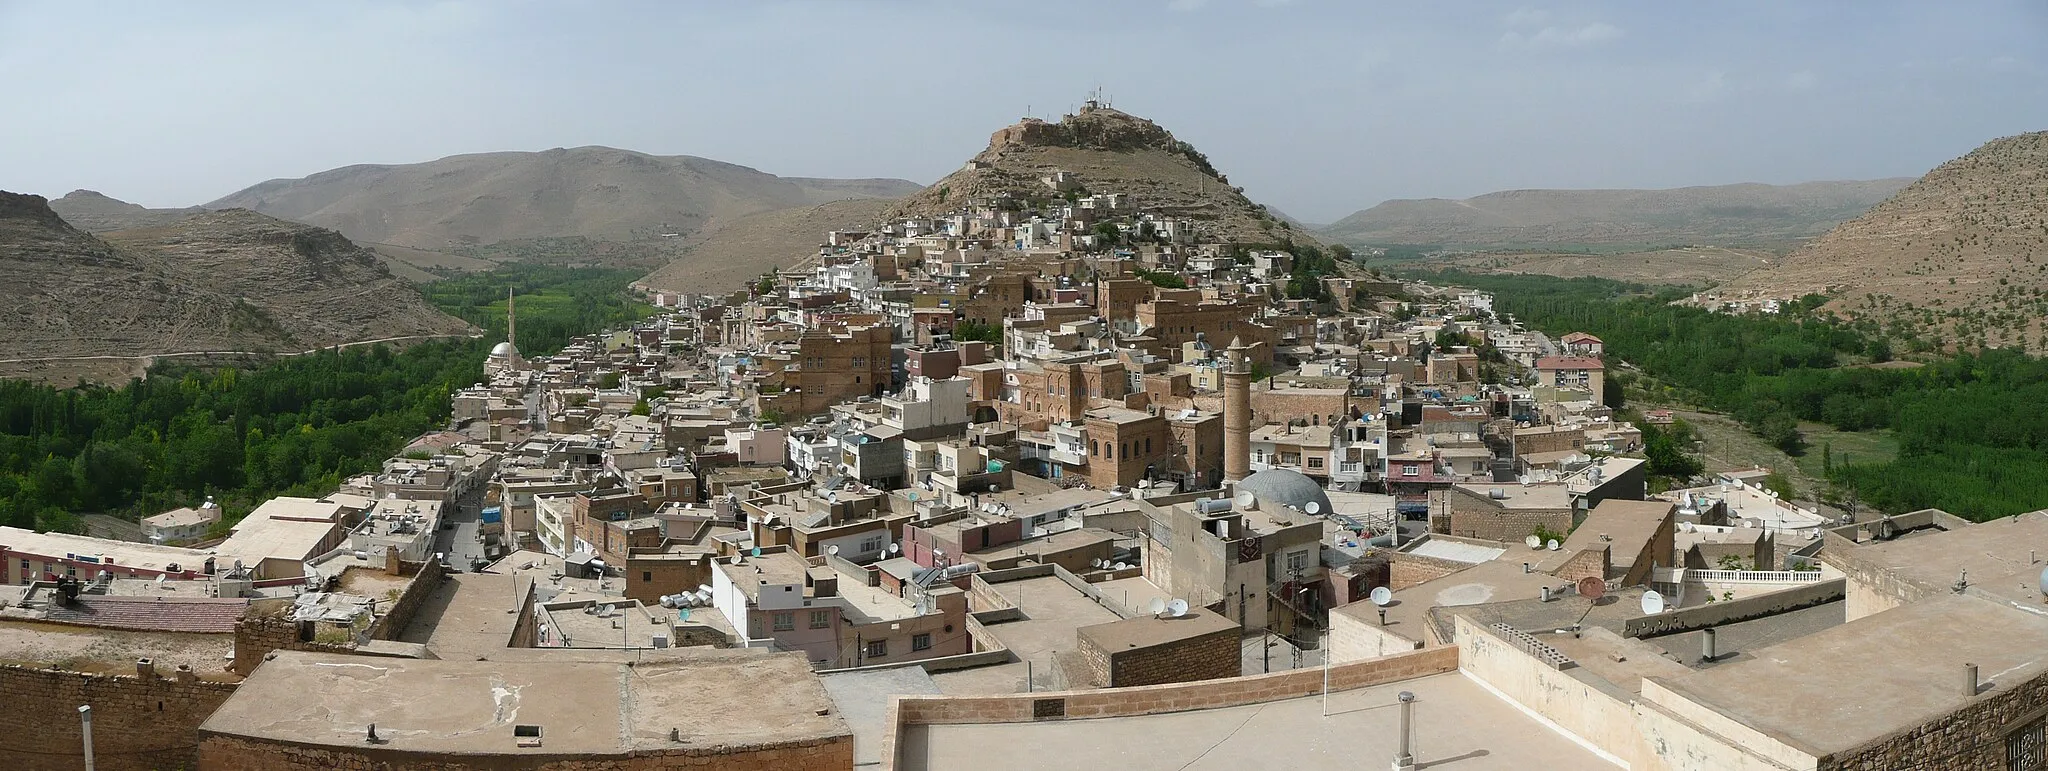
[1525, 535, 1542, 549]
[826, 545, 839, 556]
[1305, 501, 1322, 515]
[2039, 565, 2048, 597]
[1546, 539, 1560, 551]
[888, 543, 901, 555]
[1147, 597, 1167, 615]
[1370, 587, 1393, 607]
[1233, 492, 1257, 509]
[908, 492, 919, 502]
[1641, 590, 1666, 615]
[677, 608, 691, 622]
[1577, 577, 1606, 601]
[1167, 598, 1190, 617]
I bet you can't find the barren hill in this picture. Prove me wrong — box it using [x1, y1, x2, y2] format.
[1714, 132, 2048, 351]
[0, 192, 472, 383]
[641, 198, 896, 295]
[1322, 180, 1910, 249]
[206, 147, 921, 251]
[886, 104, 1303, 245]
[48, 189, 206, 232]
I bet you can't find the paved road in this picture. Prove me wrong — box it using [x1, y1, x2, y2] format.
[432, 484, 492, 571]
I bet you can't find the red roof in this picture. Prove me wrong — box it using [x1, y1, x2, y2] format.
[1560, 332, 1603, 344]
[43, 595, 250, 634]
[1535, 356, 1604, 370]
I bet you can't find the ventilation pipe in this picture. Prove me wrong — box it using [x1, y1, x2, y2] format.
[1964, 663, 1979, 697]
[1700, 627, 1718, 663]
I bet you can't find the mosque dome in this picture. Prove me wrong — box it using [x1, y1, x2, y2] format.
[489, 341, 519, 358]
[1236, 468, 1334, 516]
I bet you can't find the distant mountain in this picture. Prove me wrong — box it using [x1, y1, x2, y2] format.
[1321, 180, 1912, 249]
[206, 147, 922, 252]
[641, 198, 898, 295]
[0, 191, 471, 383]
[48, 189, 206, 232]
[1715, 131, 2048, 351]
[885, 104, 1307, 245]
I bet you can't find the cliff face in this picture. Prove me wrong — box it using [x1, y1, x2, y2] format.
[885, 104, 1302, 245]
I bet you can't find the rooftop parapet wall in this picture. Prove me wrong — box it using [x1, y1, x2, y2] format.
[881, 646, 1458, 768]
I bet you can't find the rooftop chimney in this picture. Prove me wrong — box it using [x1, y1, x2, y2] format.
[1700, 628, 1717, 663]
[1964, 663, 1979, 697]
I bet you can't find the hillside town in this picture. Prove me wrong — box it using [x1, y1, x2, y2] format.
[3, 155, 2043, 771]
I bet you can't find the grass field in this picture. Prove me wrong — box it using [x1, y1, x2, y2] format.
[1656, 407, 1897, 503]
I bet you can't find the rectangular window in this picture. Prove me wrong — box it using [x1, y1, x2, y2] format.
[810, 610, 832, 629]
[1307, 457, 1324, 469]
[913, 633, 932, 651]
[1402, 464, 1418, 477]
[772, 612, 794, 632]
[642, 571, 652, 582]
[1287, 550, 1311, 574]
[866, 640, 888, 659]
[2011, 715, 2045, 771]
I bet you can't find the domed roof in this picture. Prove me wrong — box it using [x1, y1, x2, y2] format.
[489, 341, 519, 358]
[1236, 468, 1333, 516]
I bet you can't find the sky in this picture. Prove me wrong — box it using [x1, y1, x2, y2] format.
[2, 0, 2045, 222]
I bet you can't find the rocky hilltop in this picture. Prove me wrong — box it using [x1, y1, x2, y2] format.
[0, 191, 471, 383]
[47, 189, 207, 232]
[1714, 131, 2048, 351]
[206, 147, 922, 252]
[1322, 179, 1910, 249]
[886, 104, 1300, 245]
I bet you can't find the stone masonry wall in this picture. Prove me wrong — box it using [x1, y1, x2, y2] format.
[197, 733, 855, 771]
[0, 663, 237, 771]
[231, 616, 356, 676]
[1096, 625, 1241, 687]
[1387, 552, 1469, 590]
[1440, 487, 1572, 543]
[368, 559, 444, 641]
[1820, 667, 2048, 771]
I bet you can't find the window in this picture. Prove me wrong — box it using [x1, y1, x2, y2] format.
[1287, 550, 1311, 574]
[1307, 457, 1324, 470]
[1145, 437, 1153, 454]
[2012, 715, 2045, 771]
[810, 610, 832, 629]
[772, 612, 794, 632]
[859, 534, 886, 554]
[852, 356, 865, 368]
[866, 640, 888, 659]
[1402, 464, 1419, 477]
[642, 571, 652, 582]
[913, 633, 932, 651]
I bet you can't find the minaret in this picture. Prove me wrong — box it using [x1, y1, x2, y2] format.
[506, 287, 516, 350]
[1223, 336, 1253, 484]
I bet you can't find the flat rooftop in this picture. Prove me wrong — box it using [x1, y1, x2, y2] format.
[1337, 559, 1572, 646]
[1652, 594, 2048, 756]
[0, 618, 236, 680]
[897, 672, 1614, 771]
[928, 574, 1122, 695]
[1078, 606, 1236, 652]
[201, 649, 848, 754]
[1837, 511, 2048, 603]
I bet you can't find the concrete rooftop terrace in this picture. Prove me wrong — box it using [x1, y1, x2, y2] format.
[1652, 593, 2048, 756]
[898, 672, 1613, 771]
[202, 649, 848, 754]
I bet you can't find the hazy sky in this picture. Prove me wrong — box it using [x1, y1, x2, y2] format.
[3, 1, 2044, 221]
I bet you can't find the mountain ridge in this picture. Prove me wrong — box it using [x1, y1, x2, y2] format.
[1322, 179, 1913, 249]
[205, 146, 922, 252]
